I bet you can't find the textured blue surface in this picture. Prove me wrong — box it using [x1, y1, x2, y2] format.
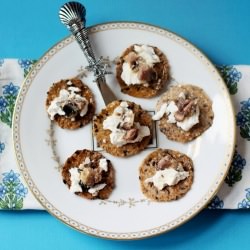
[0, 0, 250, 249]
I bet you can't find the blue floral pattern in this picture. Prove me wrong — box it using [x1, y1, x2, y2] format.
[3, 82, 19, 96]
[207, 195, 224, 209]
[0, 82, 20, 127]
[225, 149, 246, 187]
[217, 65, 242, 95]
[236, 98, 250, 140]
[18, 59, 36, 77]
[0, 170, 28, 209]
[238, 189, 250, 209]
[0, 142, 5, 154]
[0, 184, 7, 198]
[0, 96, 8, 112]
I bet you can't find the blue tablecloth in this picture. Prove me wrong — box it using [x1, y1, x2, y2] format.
[0, 0, 250, 249]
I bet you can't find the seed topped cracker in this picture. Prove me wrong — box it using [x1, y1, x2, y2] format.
[62, 149, 115, 200]
[93, 100, 153, 157]
[116, 44, 169, 98]
[45, 78, 95, 129]
[153, 84, 214, 142]
[139, 149, 194, 201]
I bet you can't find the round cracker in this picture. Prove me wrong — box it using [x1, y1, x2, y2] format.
[62, 149, 115, 200]
[93, 100, 153, 157]
[45, 78, 95, 129]
[156, 84, 214, 142]
[116, 44, 169, 98]
[139, 149, 194, 201]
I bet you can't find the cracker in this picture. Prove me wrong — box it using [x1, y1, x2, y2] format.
[156, 84, 214, 142]
[93, 100, 153, 157]
[139, 148, 194, 201]
[45, 78, 95, 129]
[62, 149, 115, 200]
[116, 44, 169, 98]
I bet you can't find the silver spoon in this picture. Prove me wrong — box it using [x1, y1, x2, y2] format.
[59, 1, 116, 105]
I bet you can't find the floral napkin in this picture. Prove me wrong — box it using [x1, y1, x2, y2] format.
[0, 59, 249, 210]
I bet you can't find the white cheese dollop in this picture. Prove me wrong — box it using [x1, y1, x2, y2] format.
[108, 122, 150, 147]
[134, 45, 160, 66]
[121, 44, 160, 85]
[177, 106, 200, 131]
[47, 87, 89, 120]
[121, 62, 141, 85]
[79, 157, 91, 169]
[99, 158, 108, 172]
[69, 168, 82, 193]
[69, 157, 109, 196]
[103, 101, 150, 147]
[67, 86, 81, 93]
[152, 101, 179, 123]
[152, 98, 200, 131]
[88, 183, 107, 196]
[145, 166, 189, 190]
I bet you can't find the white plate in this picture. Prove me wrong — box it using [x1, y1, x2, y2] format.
[13, 22, 235, 239]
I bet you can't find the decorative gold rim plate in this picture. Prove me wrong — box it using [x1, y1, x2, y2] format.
[13, 22, 235, 240]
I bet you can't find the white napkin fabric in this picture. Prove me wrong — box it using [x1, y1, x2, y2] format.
[0, 59, 42, 209]
[0, 59, 249, 209]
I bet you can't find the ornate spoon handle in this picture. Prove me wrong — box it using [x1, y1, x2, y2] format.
[59, 1, 116, 105]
